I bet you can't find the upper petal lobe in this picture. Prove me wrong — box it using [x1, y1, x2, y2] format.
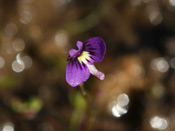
[85, 37, 106, 63]
[69, 41, 83, 59]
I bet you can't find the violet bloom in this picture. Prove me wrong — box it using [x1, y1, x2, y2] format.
[66, 37, 106, 87]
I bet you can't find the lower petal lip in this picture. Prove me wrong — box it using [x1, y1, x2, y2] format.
[66, 59, 90, 87]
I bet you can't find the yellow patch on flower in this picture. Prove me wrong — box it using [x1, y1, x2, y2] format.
[78, 51, 91, 64]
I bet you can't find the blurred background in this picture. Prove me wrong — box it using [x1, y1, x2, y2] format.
[0, 0, 175, 130]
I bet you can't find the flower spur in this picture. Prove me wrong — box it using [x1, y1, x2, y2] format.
[66, 37, 106, 87]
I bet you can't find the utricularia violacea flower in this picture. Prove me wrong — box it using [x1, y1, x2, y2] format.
[66, 37, 106, 87]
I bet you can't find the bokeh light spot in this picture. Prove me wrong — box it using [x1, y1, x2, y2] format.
[12, 60, 25, 73]
[110, 94, 129, 118]
[4, 23, 18, 36]
[170, 58, 175, 69]
[151, 58, 169, 73]
[21, 56, 32, 69]
[149, 11, 163, 25]
[12, 38, 25, 52]
[55, 30, 68, 47]
[20, 11, 32, 24]
[0, 56, 5, 69]
[150, 116, 168, 130]
[169, 0, 175, 6]
[2, 122, 14, 131]
[117, 94, 129, 107]
[112, 104, 128, 118]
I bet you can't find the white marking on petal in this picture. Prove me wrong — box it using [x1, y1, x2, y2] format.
[86, 64, 105, 80]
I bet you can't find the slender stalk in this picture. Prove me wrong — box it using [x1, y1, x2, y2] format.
[79, 83, 87, 96]
[79, 83, 90, 106]
[79, 83, 93, 130]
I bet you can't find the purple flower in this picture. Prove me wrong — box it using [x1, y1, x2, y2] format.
[66, 37, 106, 87]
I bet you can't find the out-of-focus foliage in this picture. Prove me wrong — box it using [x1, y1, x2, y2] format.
[0, 0, 175, 130]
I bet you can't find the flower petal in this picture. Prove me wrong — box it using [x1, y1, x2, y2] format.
[69, 41, 83, 59]
[76, 41, 83, 50]
[66, 59, 90, 87]
[85, 37, 106, 63]
[86, 64, 105, 80]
